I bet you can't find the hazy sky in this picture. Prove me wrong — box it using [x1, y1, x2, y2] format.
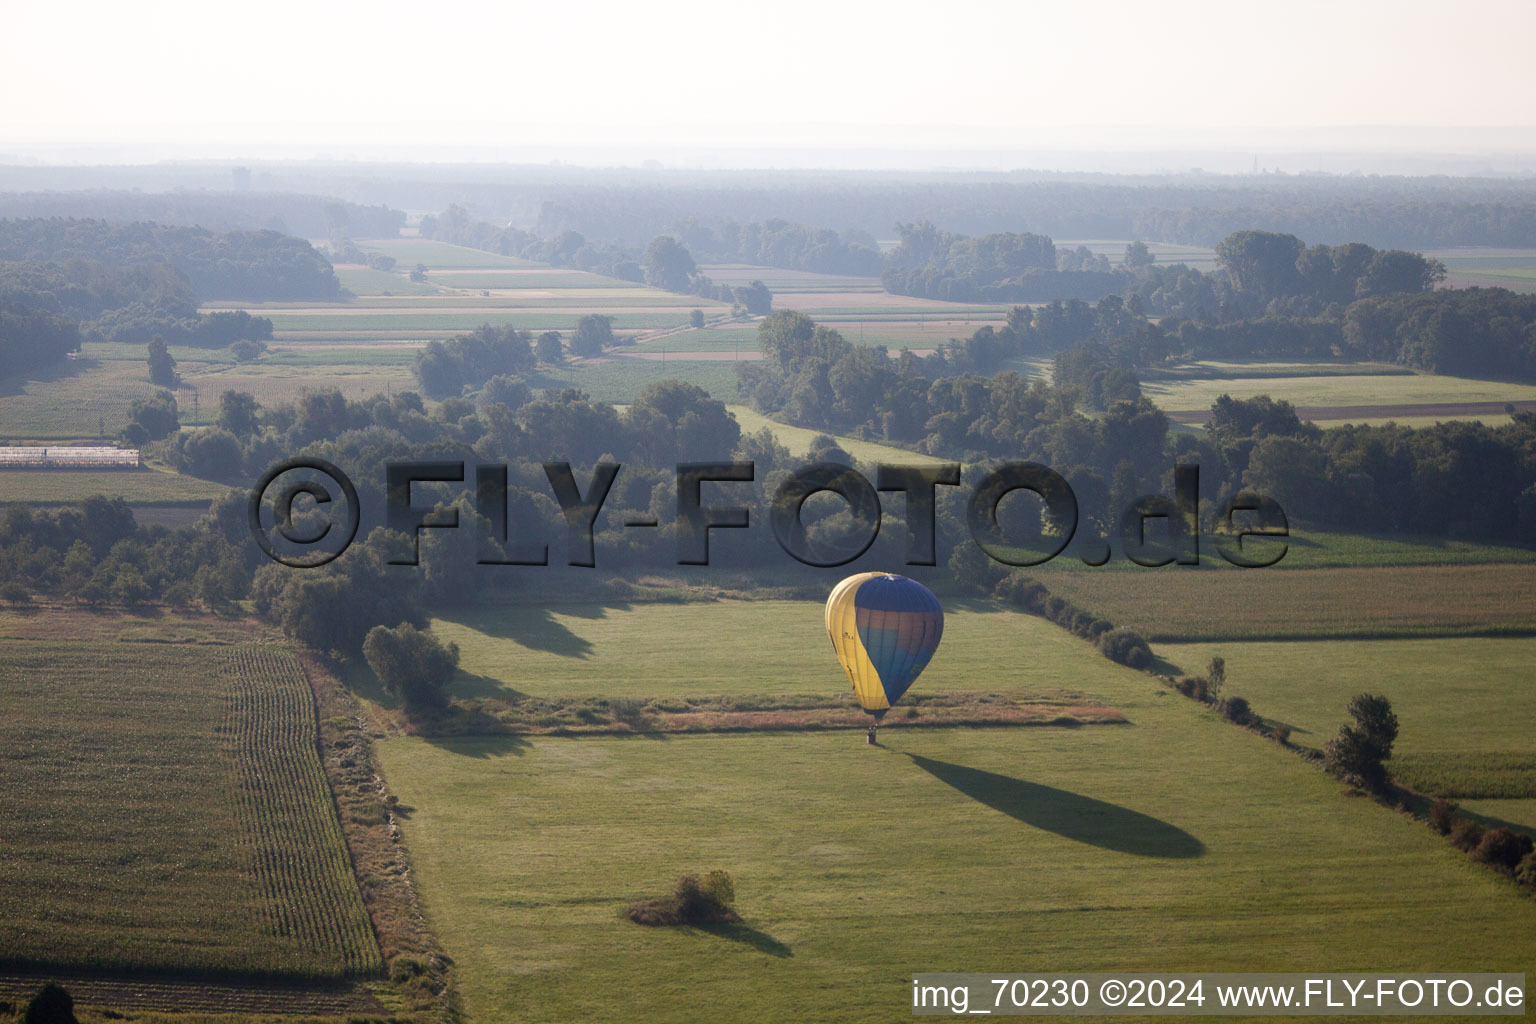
[3, 0, 1534, 156]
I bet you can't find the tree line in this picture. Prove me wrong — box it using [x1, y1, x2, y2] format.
[0, 217, 341, 301]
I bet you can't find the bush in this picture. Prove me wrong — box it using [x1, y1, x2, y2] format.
[1323, 693, 1397, 793]
[1471, 827, 1534, 873]
[0, 580, 30, 605]
[23, 983, 77, 1024]
[1271, 723, 1293, 746]
[1098, 628, 1152, 669]
[992, 573, 1046, 611]
[1516, 850, 1536, 889]
[363, 622, 459, 712]
[1174, 676, 1207, 701]
[626, 870, 740, 927]
[1221, 696, 1254, 726]
[1428, 798, 1459, 835]
[1448, 819, 1486, 853]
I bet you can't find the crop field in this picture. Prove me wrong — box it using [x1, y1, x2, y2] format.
[0, 626, 380, 979]
[375, 601, 1536, 1024]
[0, 467, 228, 506]
[1039, 563, 1536, 640]
[0, 358, 168, 439]
[1142, 371, 1536, 414]
[179, 360, 416, 408]
[1429, 247, 1536, 292]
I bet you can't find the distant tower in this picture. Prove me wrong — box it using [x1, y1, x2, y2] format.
[232, 166, 252, 191]
[1252, 156, 1258, 174]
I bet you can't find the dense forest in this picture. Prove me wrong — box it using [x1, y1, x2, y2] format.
[0, 191, 405, 240]
[0, 218, 340, 301]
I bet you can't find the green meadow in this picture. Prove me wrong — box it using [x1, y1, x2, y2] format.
[378, 602, 1536, 1024]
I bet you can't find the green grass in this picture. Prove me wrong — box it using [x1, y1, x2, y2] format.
[726, 404, 948, 467]
[266, 311, 693, 333]
[179, 361, 417, 408]
[1428, 248, 1536, 294]
[335, 265, 442, 296]
[431, 602, 1129, 701]
[376, 603, 1536, 1024]
[0, 467, 228, 506]
[357, 238, 539, 269]
[1143, 372, 1536, 412]
[83, 341, 238, 365]
[426, 272, 648, 291]
[1155, 634, 1536, 807]
[0, 631, 379, 979]
[530, 359, 742, 403]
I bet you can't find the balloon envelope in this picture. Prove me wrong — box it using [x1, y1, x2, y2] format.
[825, 572, 944, 720]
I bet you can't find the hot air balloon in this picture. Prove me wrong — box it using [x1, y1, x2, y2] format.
[825, 572, 944, 742]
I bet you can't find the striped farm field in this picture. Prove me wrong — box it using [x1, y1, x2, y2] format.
[356, 238, 539, 268]
[1142, 372, 1536, 414]
[1038, 562, 1536, 641]
[0, 628, 380, 980]
[178, 361, 416, 407]
[0, 468, 228, 506]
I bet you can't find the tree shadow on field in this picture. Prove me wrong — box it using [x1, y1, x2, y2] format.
[0, 355, 93, 397]
[450, 670, 527, 701]
[690, 922, 793, 958]
[908, 755, 1205, 859]
[420, 733, 531, 758]
[449, 605, 596, 659]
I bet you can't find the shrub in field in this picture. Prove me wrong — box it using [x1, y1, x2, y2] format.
[992, 573, 1046, 611]
[1222, 696, 1254, 726]
[1206, 656, 1226, 701]
[363, 622, 459, 712]
[1428, 798, 1459, 835]
[1098, 628, 1152, 669]
[627, 870, 740, 927]
[1324, 693, 1398, 792]
[1272, 723, 1293, 746]
[1175, 676, 1208, 701]
[1471, 828, 1534, 873]
[1449, 820, 1486, 853]
[1515, 851, 1536, 890]
[23, 983, 76, 1024]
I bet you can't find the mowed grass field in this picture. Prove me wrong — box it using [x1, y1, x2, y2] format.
[726, 405, 950, 468]
[377, 601, 1536, 1024]
[1157, 635, 1536, 819]
[0, 620, 379, 979]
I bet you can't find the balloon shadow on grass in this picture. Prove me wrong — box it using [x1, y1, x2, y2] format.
[908, 755, 1205, 859]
